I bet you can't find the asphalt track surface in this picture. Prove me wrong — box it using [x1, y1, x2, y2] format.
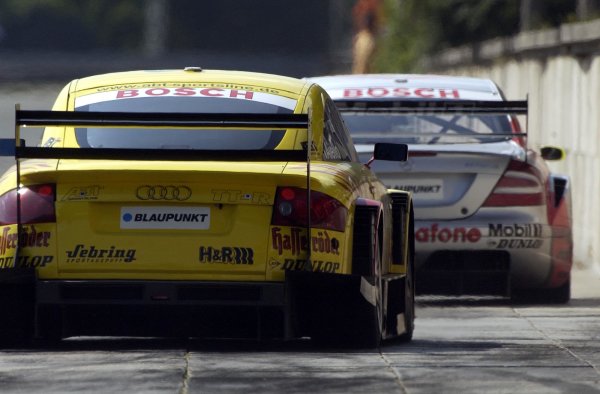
[0, 269, 597, 393]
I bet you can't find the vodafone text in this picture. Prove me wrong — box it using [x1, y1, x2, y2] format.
[416, 224, 481, 243]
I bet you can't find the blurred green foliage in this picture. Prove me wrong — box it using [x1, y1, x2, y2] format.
[373, 0, 578, 72]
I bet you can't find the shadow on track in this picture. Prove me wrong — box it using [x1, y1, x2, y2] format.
[7, 335, 385, 354]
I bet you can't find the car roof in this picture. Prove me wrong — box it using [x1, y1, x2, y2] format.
[71, 68, 312, 96]
[308, 74, 502, 101]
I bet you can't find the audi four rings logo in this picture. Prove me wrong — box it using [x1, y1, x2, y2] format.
[136, 185, 192, 201]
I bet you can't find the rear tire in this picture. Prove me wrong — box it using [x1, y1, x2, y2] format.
[35, 305, 64, 345]
[0, 283, 35, 348]
[349, 208, 382, 348]
[545, 279, 571, 304]
[512, 278, 571, 304]
[397, 245, 415, 342]
[395, 205, 415, 342]
[549, 278, 571, 304]
[357, 212, 383, 348]
[312, 208, 382, 348]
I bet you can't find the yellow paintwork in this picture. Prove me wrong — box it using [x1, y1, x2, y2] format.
[0, 70, 411, 282]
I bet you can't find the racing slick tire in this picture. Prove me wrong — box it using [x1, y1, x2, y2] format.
[0, 269, 35, 347]
[308, 207, 383, 348]
[511, 277, 571, 304]
[397, 212, 415, 342]
[546, 278, 571, 304]
[347, 208, 383, 348]
[35, 305, 64, 345]
[347, 207, 383, 348]
[386, 206, 416, 342]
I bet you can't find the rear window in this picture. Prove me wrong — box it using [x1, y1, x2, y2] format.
[74, 93, 296, 150]
[343, 113, 514, 145]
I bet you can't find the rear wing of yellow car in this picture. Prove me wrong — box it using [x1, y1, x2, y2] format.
[2, 109, 309, 161]
[335, 99, 529, 140]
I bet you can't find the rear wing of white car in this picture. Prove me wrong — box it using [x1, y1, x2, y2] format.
[335, 99, 527, 114]
[335, 99, 528, 140]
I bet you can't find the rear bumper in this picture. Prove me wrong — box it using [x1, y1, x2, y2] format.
[416, 250, 511, 296]
[36, 280, 285, 307]
[414, 218, 572, 290]
[32, 272, 378, 340]
[35, 279, 287, 339]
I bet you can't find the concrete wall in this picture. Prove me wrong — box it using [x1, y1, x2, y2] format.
[426, 19, 600, 271]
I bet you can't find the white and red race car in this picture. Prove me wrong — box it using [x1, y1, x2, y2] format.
[310, 74, 573, 302]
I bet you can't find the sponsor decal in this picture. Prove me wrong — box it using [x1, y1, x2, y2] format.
[62, 185, 102, 201]
[116, 87, 256, 99]
[271, 258, 341, 273]
[95, 82, 281, 95]
[0, 226, 51, 255]
[65, 244, 136, 263]
[271, 227, 340, 256]
[269, 258, 281, 270]
[488, 224, 544, 249]
[0, 255, 53, 269]
[415, 224, 481, 243]
[120, 206, 210, 230]
[136, 185, 192, 201]
[391, 179, 443, 200]
[490, 239, 543, 249]
[342, 87, 460, 99]
[211, 189, 270, 204]
[76, 86, 297, 110]
[488, 223, 542, 238]
[199, 246, 254, 265]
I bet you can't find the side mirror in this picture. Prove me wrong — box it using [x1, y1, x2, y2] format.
[373, 142, 408, 162]
[540, 146, 564, 161]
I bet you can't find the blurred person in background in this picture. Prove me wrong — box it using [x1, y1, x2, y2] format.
[352, 0, 382, 74]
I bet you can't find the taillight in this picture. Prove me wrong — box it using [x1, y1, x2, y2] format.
[483, 160, 544, 207]
[0, 184, 56, 225]
[271, 187, 347, 231]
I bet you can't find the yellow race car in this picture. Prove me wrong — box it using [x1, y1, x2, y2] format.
[0, 69, 414, 347]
